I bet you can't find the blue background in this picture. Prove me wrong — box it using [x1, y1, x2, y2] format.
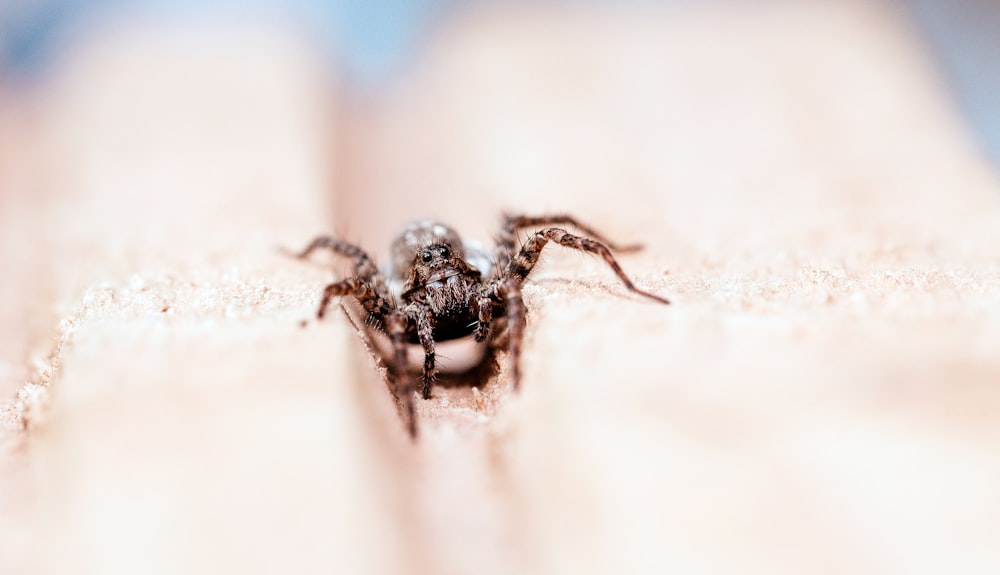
[2, 0, 998, 170]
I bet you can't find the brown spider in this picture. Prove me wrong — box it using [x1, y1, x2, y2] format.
[296, 214, 669, 437]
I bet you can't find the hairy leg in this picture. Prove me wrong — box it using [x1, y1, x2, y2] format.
[494, 214, 642, 276]
[408, 306, 437, 399]
[499, 278, 526, 390]
[296, 236, 380, 277]
[316, 278, 378, 319]
[507, 227, 670, 304]
[386, 311, 417, 438]
[296, 236, 393, 320]
[473, 294, 494, 342]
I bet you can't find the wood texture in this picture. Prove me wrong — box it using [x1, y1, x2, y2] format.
[2, 2, 1000, 574]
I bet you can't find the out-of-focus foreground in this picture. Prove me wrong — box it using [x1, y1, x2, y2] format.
[2, 1, 1000, 574]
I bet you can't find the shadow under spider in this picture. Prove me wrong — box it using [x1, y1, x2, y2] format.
[337, 303, 508, 422]
[419, 347, 501, 391]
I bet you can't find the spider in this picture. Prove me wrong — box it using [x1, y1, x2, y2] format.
[296, 214, 670, 437]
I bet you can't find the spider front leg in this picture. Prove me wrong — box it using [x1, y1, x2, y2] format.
[408, 305, 438, 399]
[295, 236, 392, 320]
[315, 279, 358, 319]
[508, 228, 670, 305]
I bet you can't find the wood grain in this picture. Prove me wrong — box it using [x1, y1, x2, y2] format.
[3, 2, 1000, 574]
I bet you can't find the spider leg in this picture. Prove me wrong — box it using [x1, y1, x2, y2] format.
[508, 227, 670, 305]
[498, 278, 526, 390]
[316, 279, 357, 319]
[407, 305, 437, 399]
[495, 213, 642, 275]
[296, 236, 392, 320]
[386, 311, 418, 438]
[296, 236, 380, 278]
[473, 293, 494, 342]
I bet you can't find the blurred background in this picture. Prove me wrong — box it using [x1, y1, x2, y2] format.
[1, 0, 1000, 169]
[3, 2, 1000, 574]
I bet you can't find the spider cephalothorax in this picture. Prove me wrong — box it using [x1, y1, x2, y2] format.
[297, 214, 669, 437]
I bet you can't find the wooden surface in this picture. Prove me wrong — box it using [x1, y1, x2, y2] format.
[3, 1, 1000, 574]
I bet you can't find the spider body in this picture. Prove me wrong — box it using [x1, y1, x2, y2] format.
[297, 214, 669, 437]
[391, 221, 487, 342]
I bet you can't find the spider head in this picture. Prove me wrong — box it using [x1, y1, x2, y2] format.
[390, 220, 466, 279]
[411, 243, 472, 287]
[392, 220, 483, 306]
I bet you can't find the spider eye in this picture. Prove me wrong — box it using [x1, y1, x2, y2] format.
[439, 246, 450, 258]
[421, 251, 432, 263]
